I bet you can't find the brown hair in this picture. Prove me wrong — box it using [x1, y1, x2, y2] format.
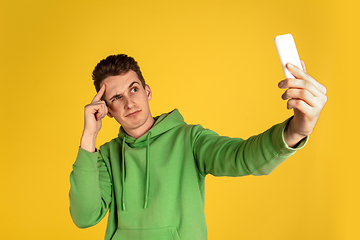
[92, 54, 145, 92]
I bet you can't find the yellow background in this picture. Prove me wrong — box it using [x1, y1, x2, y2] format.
[0, 0, 357, 239]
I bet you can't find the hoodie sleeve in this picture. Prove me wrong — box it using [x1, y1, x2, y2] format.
[69, 147, 112, 228]
[192, 117, 308, 177]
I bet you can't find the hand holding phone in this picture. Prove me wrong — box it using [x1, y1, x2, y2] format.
[275, 33, 328, 148]
[274, 34, 303, 78]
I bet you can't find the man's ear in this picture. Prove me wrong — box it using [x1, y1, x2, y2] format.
[145, 84, 152, 101]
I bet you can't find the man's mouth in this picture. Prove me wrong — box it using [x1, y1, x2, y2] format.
[126, 110, 141, 117]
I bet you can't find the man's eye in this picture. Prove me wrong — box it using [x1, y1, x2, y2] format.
[111, 96, 121, 102]
[131, 87, 138, 93]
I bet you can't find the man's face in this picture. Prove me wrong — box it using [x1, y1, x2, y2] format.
[101, 70, 153, 136]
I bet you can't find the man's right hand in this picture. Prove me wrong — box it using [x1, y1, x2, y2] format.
[80, 84, 108, 152]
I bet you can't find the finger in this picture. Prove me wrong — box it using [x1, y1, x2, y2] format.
[86, 101, 107, 120]
[101, 101, 109, 118]
[287, 98, 313, 114]
[92, 84, 106, 103]
[285, 63, 327, 95]
[286, 63, 308, 80]
[281, 89, 326, 109]
[95, 101, 108, 120]
[282, 88, 320, 107]
[94, 105, 103, 121]
[279, 78, 323, 98]
[301, 60, 307, 73]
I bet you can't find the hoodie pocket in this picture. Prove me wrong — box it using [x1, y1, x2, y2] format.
[112, 226, 181, 240]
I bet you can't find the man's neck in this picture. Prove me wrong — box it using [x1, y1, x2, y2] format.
[125, 115, 155, 139]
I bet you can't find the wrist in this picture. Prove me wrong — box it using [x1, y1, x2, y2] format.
[284, 119, 307, 148]
[80, 131, 97, 153]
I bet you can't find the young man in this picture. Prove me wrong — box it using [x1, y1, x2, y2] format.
[69, 54, 327, 240]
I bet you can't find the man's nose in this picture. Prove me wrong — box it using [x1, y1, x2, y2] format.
[124, 96, 135, 109]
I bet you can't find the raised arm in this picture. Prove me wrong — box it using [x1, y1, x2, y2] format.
[70, 84, 112, 228]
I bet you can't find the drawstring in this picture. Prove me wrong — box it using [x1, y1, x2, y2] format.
[121, 132, 151, 210]
[122, 135, 126, 211]
[144, 132, 151, 209]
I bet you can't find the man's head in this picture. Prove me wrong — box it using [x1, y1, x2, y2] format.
[92, 54, 146, 93]
[92, 54, 154, 139]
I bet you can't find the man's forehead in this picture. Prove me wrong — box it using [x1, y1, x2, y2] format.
[102, 72, 141, 96]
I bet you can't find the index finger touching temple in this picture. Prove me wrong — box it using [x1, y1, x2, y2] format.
[92, 84, 106, 103]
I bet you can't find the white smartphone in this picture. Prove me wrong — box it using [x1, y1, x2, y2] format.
[274, 33, 303, 78]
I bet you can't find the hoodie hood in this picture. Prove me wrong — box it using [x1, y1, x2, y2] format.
[116, 109, 186, 210]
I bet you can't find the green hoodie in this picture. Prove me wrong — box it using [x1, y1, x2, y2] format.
[69, 109, 307, 240]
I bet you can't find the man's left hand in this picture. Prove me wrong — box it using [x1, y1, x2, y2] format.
[278, 60, 327, 147]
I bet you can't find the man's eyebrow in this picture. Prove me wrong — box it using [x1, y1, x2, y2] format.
[128, 81, 140, 88]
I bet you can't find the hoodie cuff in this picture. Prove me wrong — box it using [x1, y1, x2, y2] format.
[271, 117, 308, 156]
[73, 147, 99, 171]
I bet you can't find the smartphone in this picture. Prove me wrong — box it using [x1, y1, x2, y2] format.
[274, 33, 303, 78]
